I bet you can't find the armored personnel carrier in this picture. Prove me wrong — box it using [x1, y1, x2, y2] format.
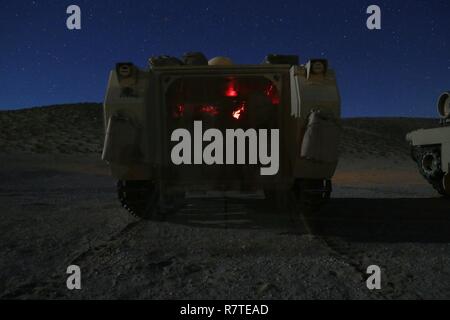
[406, 91, 450, 197]
[102, 53, 341, 218]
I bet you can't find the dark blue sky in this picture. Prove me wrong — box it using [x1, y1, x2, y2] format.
[1, 0, 449, 117]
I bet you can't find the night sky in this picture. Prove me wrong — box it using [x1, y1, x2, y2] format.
[1, 0, 449, 117]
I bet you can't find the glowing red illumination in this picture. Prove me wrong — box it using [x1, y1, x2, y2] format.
[232, 102, 246, 120]
[173, 104, 185, 118]
[225, 82, 238, 97]
[200, 105, 219, 116]
[271, 96, 280, 105]
[265, 84, 280, 105]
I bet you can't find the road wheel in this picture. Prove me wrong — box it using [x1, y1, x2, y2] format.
[117, 180, 159, 219]
[418, 147, 442, 180]
[413, 146, 449, 197]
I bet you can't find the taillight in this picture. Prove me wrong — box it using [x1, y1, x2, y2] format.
[116, 62, 138, 97]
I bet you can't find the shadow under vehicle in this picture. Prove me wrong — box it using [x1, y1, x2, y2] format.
[102, 53, 341, 218]
[158, 196, 450, 244]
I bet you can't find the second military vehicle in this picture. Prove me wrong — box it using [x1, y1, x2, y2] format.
[102, 53, 341, 218]
[406, 91, 450, 197]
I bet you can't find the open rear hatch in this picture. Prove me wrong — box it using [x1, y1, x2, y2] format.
[165, 75, 281, 186]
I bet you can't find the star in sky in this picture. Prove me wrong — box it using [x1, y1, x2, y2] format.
[0, 0, 449, 117]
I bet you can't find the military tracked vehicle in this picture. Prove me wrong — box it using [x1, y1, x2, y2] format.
[406, 91, 450, 197]
[102, 53, 341, 218]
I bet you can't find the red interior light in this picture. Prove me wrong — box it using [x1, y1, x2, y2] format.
[265, 84, 280, 105]
[226, 82, 238, 97]
[271, 96, 280, 105]
[232, 102, 246, 120]
[200, 104, 219, 116]
[173, 104, 185, 118]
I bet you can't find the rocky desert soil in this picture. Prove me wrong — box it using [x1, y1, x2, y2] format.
[0, 104, 449, 299]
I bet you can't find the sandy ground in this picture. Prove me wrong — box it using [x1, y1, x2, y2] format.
[0, 152, 449, 300]
[0, 104, 449, 299]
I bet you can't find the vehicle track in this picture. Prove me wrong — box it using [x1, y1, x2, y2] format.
[4, 192, 442, 299]
[167, 193, 384, 298]
[299, 208, 423, 299]
[0, 219, 144, 299]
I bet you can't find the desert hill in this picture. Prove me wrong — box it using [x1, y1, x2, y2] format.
[0, 103, 438, 157]
[1, 104, 448, 300]
[0, 103, 103, 154]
